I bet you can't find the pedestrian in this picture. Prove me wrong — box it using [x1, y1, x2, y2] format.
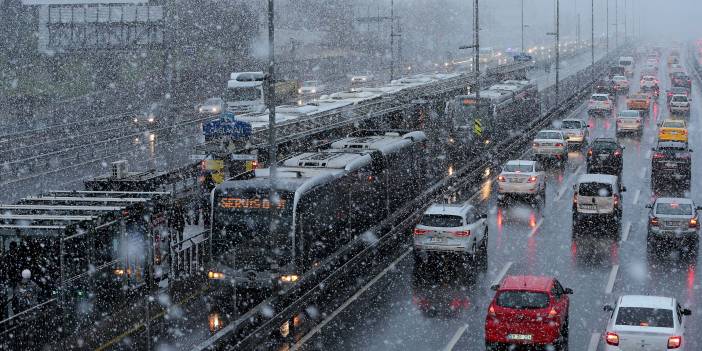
[14, 269, 39, 314]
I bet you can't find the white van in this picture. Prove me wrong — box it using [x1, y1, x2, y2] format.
[572, 174, 626, 228]
[618, 56, 635, 77]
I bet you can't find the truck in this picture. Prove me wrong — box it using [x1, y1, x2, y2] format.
[202, 111, 253, 142]
[225, 71, 299, 114]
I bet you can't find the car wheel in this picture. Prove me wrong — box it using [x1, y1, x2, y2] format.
[485, 342, 499, 351]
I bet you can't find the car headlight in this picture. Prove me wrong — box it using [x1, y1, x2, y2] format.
[207, 271, 225, 280]
[148, 117, 155, 123]
[298, 89, 302, 94]
[199, 108, 204, 113]
[133, 118, 138, 123]
[212, 107, 219, 113]
[310, 89, 316, 93]
[279, 274, 299, 283]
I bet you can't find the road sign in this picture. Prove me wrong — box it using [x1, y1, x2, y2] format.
[230, 154, 257, 161]
[473, 118, 483, 136]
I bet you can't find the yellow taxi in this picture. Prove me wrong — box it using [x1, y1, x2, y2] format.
[658, 119, 688, 142]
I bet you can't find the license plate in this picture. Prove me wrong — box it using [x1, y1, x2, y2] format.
[580, 204, 596, 210]
[666, 162, 677, 167]
[507, 334, 532, 341]
[668, 131, 678, 135]
[510, 178, 524, 183]
[599, 154, 609, 159]
[429, 237, 445, 243]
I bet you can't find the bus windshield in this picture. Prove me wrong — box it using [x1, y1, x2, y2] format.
[225, 86, 261, 102]
[212, 189, 295, 269]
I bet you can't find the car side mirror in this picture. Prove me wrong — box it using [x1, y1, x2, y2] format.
[621, 145, 626, 150]
[621, 186, 627, 192]
[604, 305, 614, 312]
[689, 149, 694, 153]
[490, 284, 500, 291]
[564, 288, 574, 295]
[697, 206, 702, 211]
[651, 147, 656, 151]
[646, 204, 653, 209]
[480, 214, 488, 219]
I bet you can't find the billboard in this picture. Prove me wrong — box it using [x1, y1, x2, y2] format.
[23, 0, 147, 5]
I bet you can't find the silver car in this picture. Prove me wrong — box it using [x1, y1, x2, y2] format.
[560, 118, 590, 147]
[615, 110, 643, 135]
[646, 197, 701, 251]
[413, 202, 488, 263]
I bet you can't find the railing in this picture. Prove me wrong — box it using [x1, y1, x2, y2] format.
[171, 231, 210, 279]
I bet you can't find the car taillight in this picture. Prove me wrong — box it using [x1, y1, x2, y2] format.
[498, 175, 506, 182]
[668, 336, 682, 349]
[554, 143, 564, 147]
[573, 193, 578, 204]
[650, 217, 659, 227]
[527, 176, 537, 183]
[533, 142, 540, 147]
[587, 149, 593, 157]
[653, 152, 665, 159]
[414, 228, 428, 236]
[690, 217, 699, 228]
[488, 305, 496, 317]
[614, 195, 619, 206]
[453, 230, 471, 237]
[614, 150, 622, 157]
[606, 332, 620, 346]
[547, 307, 558, 318]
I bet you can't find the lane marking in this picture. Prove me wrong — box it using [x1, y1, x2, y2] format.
[291, 248, 412, 350]
[605, 264, 620, 294]
[621, 221, 632, 243]
[444, 324, 469, 351]
[528, 218, 544, 238]
[587, 332, 601, 351]
[492, 261, 513, 287]
[638, 166, 647, 179]
[555, 165, 583, 201]
[632, 189, 641, 205]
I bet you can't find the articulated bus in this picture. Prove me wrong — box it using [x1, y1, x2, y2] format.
[207, 131, 428, 291]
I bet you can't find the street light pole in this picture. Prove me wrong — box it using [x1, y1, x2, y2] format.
[606, 0, 609, 54]
[555, 0, 560, 103]
[614, 0, 618, 48]
[266, 0, 277, 215]
[474, 0, 480, 116]
[521, 0, 524, 53]
[624, 0, 627, 42]
[591, 0, 595, 82]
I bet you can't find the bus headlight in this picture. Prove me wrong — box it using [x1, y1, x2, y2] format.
[208, 271, 225, 280]
[279, 274, 299, 283]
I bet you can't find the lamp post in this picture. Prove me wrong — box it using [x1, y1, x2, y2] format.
[591, 0, 594, 82]
[547, 0, 560, 103]
[266, 0, 277, 221]
[459, 0, 480, 140]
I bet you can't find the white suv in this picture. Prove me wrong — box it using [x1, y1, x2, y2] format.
[588, 93, 614, 115]
[413, 202, 488, 265]
[532, 130, 568, 164]
[497, 160, 546, 203]
[603, 295, 690, 351]
[669, 94, 691, 116]
[572, 174, 625, 228]
[560, 118, 590, 147]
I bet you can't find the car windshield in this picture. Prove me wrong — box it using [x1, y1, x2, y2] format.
[592, 141, 617, 150]
[579, 182, 613, 197]
[631, 95, 647, 100]
[503, 164, 533, 172]
[671, 88, 688, 94]
[303, 81, 318, 87]
[615, 307, 674, 328]
[663, 121, 685, 128]
[536, 131, 562, 140]
[656, 203, 693, 215]
[497, 291, 550, 309]
[592, 95, 608, 101]
[613, 76, 626, 81]
[618, 111, 639, 118]
[672, 96, 687, 102]
[420, 214, 464, 227]
[561, 120, 582, 129]
[204, 98, 221, 105]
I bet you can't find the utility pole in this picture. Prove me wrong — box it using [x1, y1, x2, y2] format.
[547, 0, 560, 103]
[266, 0, 277, 215]
[521, 0, 524, 53]
[390, 0, 395, 80]
[624, 0, 627, 42]
[460, 0, 480, 141]
[591, 0, 595, 82]
[614, 0, 618, 48]
[606, 0, 609, 54]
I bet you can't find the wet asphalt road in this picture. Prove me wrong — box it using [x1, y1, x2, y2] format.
[290, 56, 702, 351]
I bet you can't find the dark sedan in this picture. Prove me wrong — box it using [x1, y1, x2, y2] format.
[651, 141, 692, 187]
[586, 138, 624, 176]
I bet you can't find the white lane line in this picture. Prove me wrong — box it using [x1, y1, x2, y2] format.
[605, 264, 620, 294]
[621, 221, 632, 242]
[638, 166, 647, 179]
[492, 261, 513, 287]
[291, 248, 412, 350]
[555, 165, 583, 201]
[645, 150, 652, 159]
[528, 218, 544, 238]
[444, 324, 469, 351]
[587, 332, 601, 351]
[632, 189, 641, 205]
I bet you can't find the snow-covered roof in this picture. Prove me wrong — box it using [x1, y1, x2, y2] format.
[505, 160, 536, 166]
[424, 202, 472, 217]
[655, 197, 694, 205]
[577, 173, 618, 185]
[618, 295, 675, 309]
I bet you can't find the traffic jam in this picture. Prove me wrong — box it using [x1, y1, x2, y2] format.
[297, 46, 702, 351]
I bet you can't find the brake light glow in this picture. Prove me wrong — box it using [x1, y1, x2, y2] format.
[488, 305, 496, 317]
[614, 195, 619, 206]
[554, 143, 564, 147]
[547, 308, 558, 318]
[573, 193, 578, 204]
[533, 142, 540, 147]
[650, 217, 659, 227]
[653, 152, 665, 159]
[414, 228, 428, 236]
[527, 176, 537, 183]
[606, 332, 620, 346]
[587, 149, 593, 157]
[498, 175, 507, 182]
[690, 217, 699, 228]
[453, 230, 471, 237]
[614, 150, 622, 157]
[668, 336, 682, 349]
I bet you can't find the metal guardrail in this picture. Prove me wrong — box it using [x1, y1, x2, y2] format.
[195, 49, 624, 351]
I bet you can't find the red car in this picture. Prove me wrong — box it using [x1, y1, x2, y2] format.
[485, 275, 573, 350]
